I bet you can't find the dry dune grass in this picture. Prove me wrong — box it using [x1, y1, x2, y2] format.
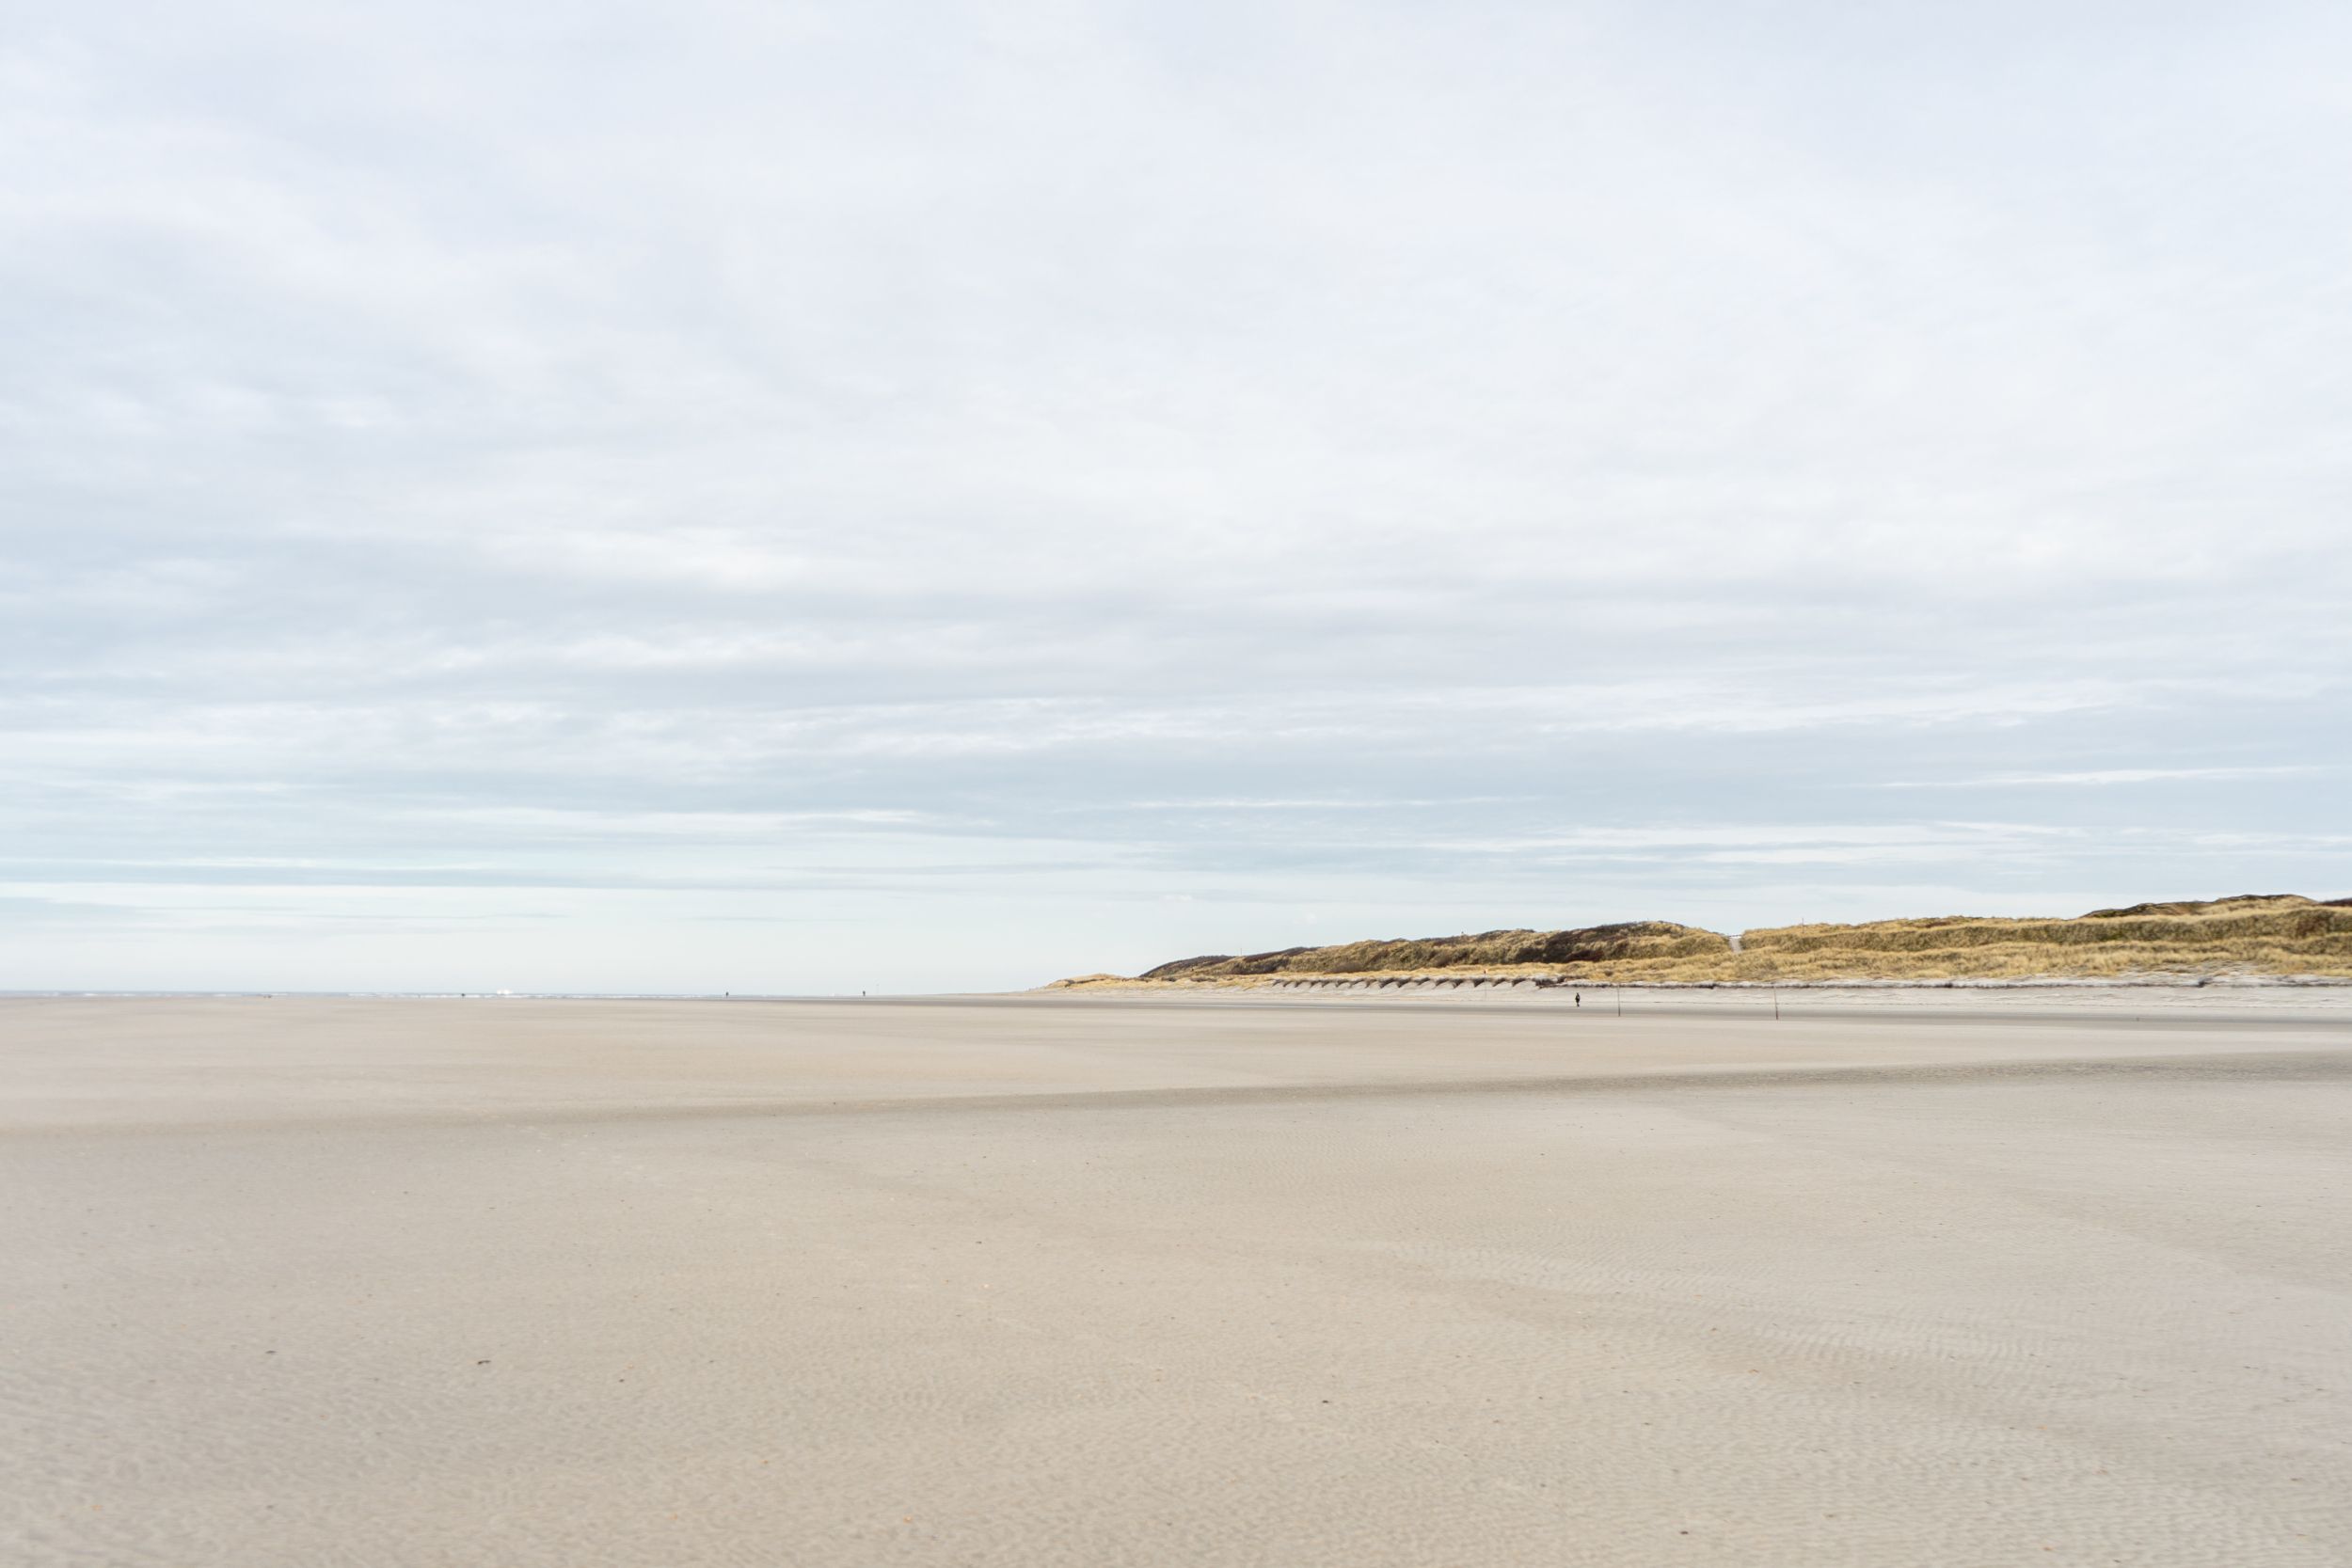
[1728, 894, 2352, 980]
[1061, 895, 2352, 988]
[1136, 922, 1727, 980]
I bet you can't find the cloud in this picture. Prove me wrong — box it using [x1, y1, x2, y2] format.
[4, 0, 2350, 989]
[1885, 767, 2326, 788]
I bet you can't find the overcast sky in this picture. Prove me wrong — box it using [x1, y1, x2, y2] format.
[5, 0, 2348, 992]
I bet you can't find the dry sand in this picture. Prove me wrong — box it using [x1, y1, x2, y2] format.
[4, 992, 2348, 1565]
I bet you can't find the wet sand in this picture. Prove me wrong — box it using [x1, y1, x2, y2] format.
[5, 993, 2348, 1565]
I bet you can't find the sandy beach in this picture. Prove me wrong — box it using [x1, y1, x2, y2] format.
[5, 991, 2348, 1566]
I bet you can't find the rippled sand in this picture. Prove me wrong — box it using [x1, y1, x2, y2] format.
[5, 993, 2348, 1566]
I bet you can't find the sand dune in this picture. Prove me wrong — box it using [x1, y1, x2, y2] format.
[1071, 893, 2352, 987]
[4, 993, 2348, 1565]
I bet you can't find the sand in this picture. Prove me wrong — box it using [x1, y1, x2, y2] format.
[4, 992, 2348, 1566]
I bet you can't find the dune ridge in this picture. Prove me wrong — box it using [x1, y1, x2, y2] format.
[1055, 894, 2352, 988]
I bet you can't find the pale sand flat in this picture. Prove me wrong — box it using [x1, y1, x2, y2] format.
[3, 995, 2347, 1565]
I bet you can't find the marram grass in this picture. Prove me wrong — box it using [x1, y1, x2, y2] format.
[1056, 895, 2352, 988]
